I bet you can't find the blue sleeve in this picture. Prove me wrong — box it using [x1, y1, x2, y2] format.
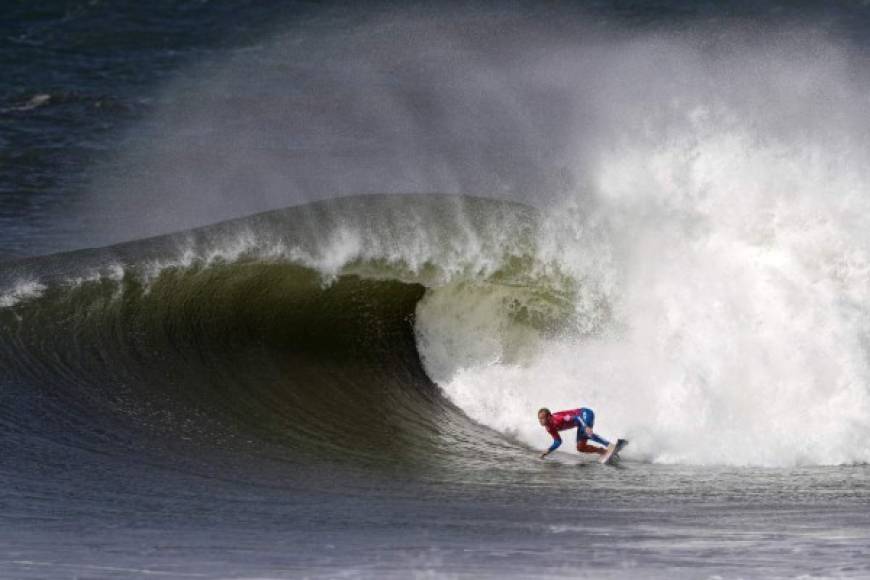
[548, 434, 562, 452]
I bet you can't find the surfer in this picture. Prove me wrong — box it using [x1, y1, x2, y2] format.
[538, 407, 624, 460]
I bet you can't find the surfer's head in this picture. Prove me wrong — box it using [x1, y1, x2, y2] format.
[537, 408, 551, 426]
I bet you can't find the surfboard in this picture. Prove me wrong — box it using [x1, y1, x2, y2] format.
[599, 438, 628, 465]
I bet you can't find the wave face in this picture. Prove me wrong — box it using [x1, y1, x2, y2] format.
[2, 193, 870, 468]
[0, 195, 537, 475]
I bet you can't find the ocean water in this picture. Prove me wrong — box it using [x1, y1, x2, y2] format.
[3, 2, 870, 578]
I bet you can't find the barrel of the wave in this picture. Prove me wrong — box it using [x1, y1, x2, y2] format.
[0, 195, 541, 471]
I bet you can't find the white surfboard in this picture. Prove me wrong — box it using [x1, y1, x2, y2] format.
[599, 439, 628, 465]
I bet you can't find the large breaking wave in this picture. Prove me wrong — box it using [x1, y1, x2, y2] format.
[2, 193, 869, 468]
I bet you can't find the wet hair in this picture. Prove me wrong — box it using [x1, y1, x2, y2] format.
[537, 408, 551, 417]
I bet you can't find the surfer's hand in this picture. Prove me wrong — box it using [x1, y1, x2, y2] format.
[584, 426, 594, 437]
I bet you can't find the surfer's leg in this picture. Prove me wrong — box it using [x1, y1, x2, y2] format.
[575, 420, 605, 454]
[587, 433, 611, 447]
[576, 436, 605, 455]
[577, 408, 611, 448]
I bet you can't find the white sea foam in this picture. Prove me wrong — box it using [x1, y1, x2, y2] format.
[416, 37, 870, 467]
[0, 280, 47, 308]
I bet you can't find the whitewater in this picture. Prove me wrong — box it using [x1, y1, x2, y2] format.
[420, 120, 870, 467]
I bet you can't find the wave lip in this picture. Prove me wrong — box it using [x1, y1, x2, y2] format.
[0, 279, 46, 307]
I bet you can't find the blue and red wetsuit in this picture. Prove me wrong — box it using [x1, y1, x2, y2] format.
[545, 408, 611, 454]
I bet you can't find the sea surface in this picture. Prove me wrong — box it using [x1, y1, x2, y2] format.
[3, 2, 870, 578]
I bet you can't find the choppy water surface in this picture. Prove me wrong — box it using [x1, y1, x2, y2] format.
[5, 454, 870, 578]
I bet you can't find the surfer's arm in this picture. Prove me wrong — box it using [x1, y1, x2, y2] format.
[541, 429, 562, 458]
